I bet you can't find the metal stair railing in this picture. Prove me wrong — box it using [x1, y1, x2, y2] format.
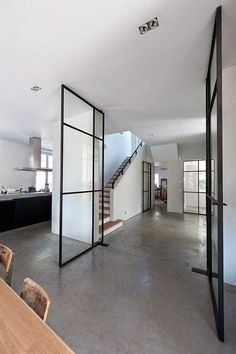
[111, 141, 143, 189]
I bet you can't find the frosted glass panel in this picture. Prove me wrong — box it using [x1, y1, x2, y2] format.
[95, 110, 103, 139]
[184, 172, 198, 192]
[63, 126, 93, 192]
[64, 89, 93, 135]
[199, 160, 206, 171]
[144, 162, 150, 173]
[94, 139, 102, 190]
[94, 192, 101, 244]
[144, 173, 150, 191]
[199, 193, 206, 215]
[184, 161, 198, 171]
[199, 172, 206, 192]
[62, 193, 92, 242]
[184, 193, 198, 213]
[144, 192, 150, 211]
[211, 98, 217, 199]
[62, 193, 92, 263]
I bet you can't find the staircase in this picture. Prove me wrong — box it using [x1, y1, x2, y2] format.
[99, 141, 143, 236]
[99, 157, 131, 235]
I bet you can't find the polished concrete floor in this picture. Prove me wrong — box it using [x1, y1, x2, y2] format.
[1, 207, 236, 354]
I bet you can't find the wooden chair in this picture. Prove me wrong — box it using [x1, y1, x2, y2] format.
[20, 278, 51, 322]
[0, 244, 14, 286]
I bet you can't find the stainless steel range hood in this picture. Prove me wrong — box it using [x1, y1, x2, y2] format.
[15, 137, 52, 172]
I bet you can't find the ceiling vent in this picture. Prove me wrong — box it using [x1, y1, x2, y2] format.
[139, 17, 159, 35]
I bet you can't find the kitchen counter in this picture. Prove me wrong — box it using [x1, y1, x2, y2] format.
[0, 192, 52, 201]
[0, 193, 52, 232]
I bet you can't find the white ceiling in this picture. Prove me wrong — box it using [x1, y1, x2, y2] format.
[0, 0, 235, 149]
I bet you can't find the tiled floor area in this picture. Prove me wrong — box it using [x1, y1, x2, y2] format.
[1, 207, 236, 354]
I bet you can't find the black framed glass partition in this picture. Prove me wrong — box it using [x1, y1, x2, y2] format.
[59, 85, 104, 267]
[143, 161, 151, 212]
[206, 6, 226, 341]
[183, 160, 206, 215]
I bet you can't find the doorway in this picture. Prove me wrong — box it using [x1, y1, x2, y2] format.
[160, 178, 167, 202]
[59, 85, 105, 267]
[142, 161, 151, 212]
[206, 6, 225, 341]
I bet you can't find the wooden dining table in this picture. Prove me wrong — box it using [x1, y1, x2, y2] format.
[0, 278, 75, 354]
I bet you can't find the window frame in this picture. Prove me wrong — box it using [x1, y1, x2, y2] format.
[36, 151, 53, 191]
[183, 159, 206, 215]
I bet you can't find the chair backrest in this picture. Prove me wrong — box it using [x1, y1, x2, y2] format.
[20, 278, 51, 322]
[0, 244, 14, 285]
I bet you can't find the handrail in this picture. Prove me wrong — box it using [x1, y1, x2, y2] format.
[206, 195, 227, 206]
[112, 141, 143, 189]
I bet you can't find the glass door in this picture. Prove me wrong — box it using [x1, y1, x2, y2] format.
[206, 6, 225, 341]
[183, 160, 206, 215]
[143, 161, 151, 212]
[59, 85, 104, 266]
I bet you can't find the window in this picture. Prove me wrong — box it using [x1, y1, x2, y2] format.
[183, 160, 206, 215]
[36, 152, 53, 191]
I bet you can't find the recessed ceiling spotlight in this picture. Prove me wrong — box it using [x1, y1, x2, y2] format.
[30, 86, 42, 92]
[139, 23, 149, 35]
[149, 133, 156, 137]
[148, 17, 159, 29]
[139, 17, 159, 35]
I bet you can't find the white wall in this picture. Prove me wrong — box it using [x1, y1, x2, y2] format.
[111, 144, 154, 221]
[178, 143, 206, 160]
[151, 143, 178, 162]
[222, 65, 236, 285]
[104, 131, 136, 183]
[0, 138, 35, 189]
[167, 161, 183, 213]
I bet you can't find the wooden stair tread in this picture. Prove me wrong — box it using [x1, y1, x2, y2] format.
[99, 219, 123, 232]
[104, 219, 123, 229]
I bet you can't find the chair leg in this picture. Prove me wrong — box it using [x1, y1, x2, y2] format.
[5, 254, 14, 287]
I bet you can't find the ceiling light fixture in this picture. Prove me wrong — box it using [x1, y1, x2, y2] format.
[139, 17, 159, 35]
[139, 23, 149, 35]
[148, 17, 159, 29]
[30, 86, 42, 92]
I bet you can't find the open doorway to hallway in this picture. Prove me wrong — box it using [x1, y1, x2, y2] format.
[154, 162, 167, 210]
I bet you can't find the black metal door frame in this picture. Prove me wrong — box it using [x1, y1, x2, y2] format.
[142, 161, 151, 212]
[59, 85, 106, 267]
[206, 6, 225, 341]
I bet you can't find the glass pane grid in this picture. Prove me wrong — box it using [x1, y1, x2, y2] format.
[143, 161, 151, 212]
[60, 86, 104, 266]
[183, 160, 206, 215]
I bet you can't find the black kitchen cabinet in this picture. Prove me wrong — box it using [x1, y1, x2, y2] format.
[0, 200, 15, 232]
[0, 195, 52, 232]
